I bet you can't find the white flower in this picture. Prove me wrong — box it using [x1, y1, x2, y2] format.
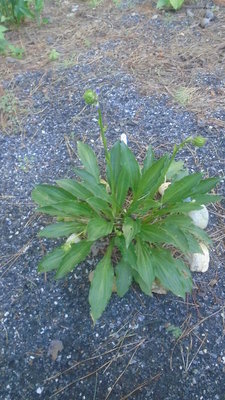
[158, 181, 171, 196]
[120, 133, 127, 145]
[187, 243, 210, 273]
[66, 233, 81, 244]
[188, 205, 209, 229]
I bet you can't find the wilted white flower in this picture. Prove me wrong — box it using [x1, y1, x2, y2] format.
[120, 133, 127, 145]
[158, 182, 171, 196]
[188, 205, 209, 229]
[66, 233, 81, 244]
[187, 243, 210, 273]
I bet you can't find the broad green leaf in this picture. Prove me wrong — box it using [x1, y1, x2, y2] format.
[37, 200, 94, 218]
[142, 145, 155, 173]
[122, 217, 141, 248]
[156, 202, 203, 216]
[87, 217, 113, 241]
[87, 197, 113, 218]
[32, 184, 76, 206]
[135, 155, 169, 200]
[77, 141, 100, 182]
[107, 141, 121, 186]
[184, 224, 212, 245]
[170, 0, 184, 10]
[38, 247, 65, 273]
[152, 248, 192, 298]
[192, 194, 223, 205]
[166, 160, 188, 182]
[128, 198, 161, 215]
[191, 177, 221, 195]
[56, 179, 92, 200]
[132, 269, 152, 296]
[75, 169, 111, 203]
[74, 168, 98, 186]
[162, 173, 202, 204]
[38, 222, 85, 238]
[115, 260, 132, 297]
[89, 244, 114, 322]
[157, 0, 170, 8]
[120, 142, 141, 192]
[115, 168, 130, 210]
[56, 241, 92, 279]
[134, 239, 155, 292]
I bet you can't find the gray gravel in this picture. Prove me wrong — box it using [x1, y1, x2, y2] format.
[0, 36, 225, 400]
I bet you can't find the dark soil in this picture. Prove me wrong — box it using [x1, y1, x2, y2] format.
[0, 1, 225, 399]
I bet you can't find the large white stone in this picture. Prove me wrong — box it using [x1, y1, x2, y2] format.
[188, 243, 210, 273]
[158, 181, 171, 196]
[188, 205, 209, 229]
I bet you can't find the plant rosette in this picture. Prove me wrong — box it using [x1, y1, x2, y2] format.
[32, 90, 222, 322]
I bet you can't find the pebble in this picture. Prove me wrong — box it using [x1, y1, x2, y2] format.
[200, 18, 210, 28]
[205, 10, 214, 21]
[186, 9, 194, 18]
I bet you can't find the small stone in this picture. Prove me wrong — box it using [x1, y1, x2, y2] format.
[200, 18, 210, 28]
[152, 281, 167, 295]
[188, 205, 209, 229]
[187, 243, 210, 273]
[36, 387, 44, 394]
[6, 57, 19, 64]
[48, 340, 64, 361]
[205, 10, 214, 20]
[186, 9, 194, 17]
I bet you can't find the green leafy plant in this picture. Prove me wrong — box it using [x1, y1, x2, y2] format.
[32, 90, 221, 322]
[0, 0, 44, 25]
[49, 48, 59, 62]
[166, 323, 182, 339]
[0, 23, 23, 55]
[157, 0, 184, 11]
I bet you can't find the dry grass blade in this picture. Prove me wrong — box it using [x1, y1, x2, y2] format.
[120, 372, 162, 400]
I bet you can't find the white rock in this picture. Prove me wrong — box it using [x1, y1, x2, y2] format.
[158, 182, 171, 196]
[188, 205, 209, 229]
[188, 243, 210, 273]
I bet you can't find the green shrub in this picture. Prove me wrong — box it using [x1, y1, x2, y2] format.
[32, 90, 221, 322]
[0, 0, 44, 25]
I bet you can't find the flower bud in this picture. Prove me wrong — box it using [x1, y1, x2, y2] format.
[83, 90, 98, 105]
[120, 133, 127, 145]
[191, 136, 206, 147]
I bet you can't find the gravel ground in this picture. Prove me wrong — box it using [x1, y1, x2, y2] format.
[0, 40, 225, 400]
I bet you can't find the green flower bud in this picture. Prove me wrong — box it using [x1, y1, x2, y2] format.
[83, 90, 98, 105]
[191, 136, 206, 147]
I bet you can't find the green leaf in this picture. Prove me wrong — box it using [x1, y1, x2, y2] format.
[169, 0, 184, 10]
[56, 241, 92, 279]
[134, 239, 155, 293]
[115, 260, 132, 297]
[38, 247, 65, 273]
[166, 160, 188, 182]
[77, 141, 100, 182]
[37, 200, 95, 218]
[38, 222, 85, 238]
[128, 198, 161, 215]
[162, 173, 202, 204]
[142, 145, 155, 173]
[87, 217, 113, 241]
[74, 169, 111, 203]
[89, 244, 114, 322]
[191, 177, 221, 195]
[56, 179, 92, 200]
[107, 141, 121, 186]
[156, 202, 203, 216]
[122, 217, 141, 248]
[152, 248, 192, 298]
[192, 194, 223, 205]
[115, 168, 130, 210]
[156, 0, 170, 9]
[135, 155, 169, 200]
[87, 197, 113, 218]
[132, 269, 152, 295]
[32, 184, 76, 206]
[120, 142, 141, 192]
